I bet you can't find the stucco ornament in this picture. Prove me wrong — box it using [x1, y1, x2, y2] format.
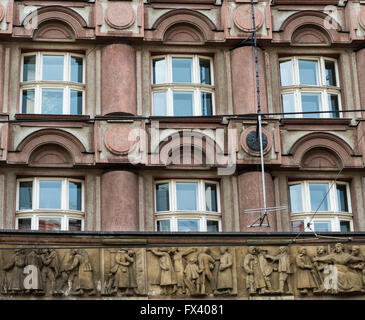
[104, 126, 137, 155]
[105, 2, 135, 30]
[233, 5, 263, 32]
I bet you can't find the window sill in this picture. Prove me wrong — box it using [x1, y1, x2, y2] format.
[149, 115, 223, 123]
[14, 114, 90, 121]
[280, 118, 352, 126]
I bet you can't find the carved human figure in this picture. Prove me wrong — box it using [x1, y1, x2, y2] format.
[197, 247, 216, 295]
[169, 247, 196, 295]
[266, 246, 292, 294]
[257, 248, 273, 293]
[295, 247, 318, 295]
[3, 249, 26, 294]
[313, 243, 364, 293]
[148, 248, 177, 295]
[127, 250, 138, 295]
[183, 257, 201, 295]
[55, 249, 77, 295]
[242, 246, 266, 295]
[215, 247, 233, 295]
[25, 249, 44, 294]
[349, 246, 365, 291]
[66, 249, 96, 296]
[312, 246, 329, 293]
[40, 249, 60, 295]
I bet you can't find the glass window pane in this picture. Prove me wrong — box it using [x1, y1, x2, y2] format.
[71, 56, 83, 83]
[309, 183, 329, 211]
[279, 60, 293, 86]
[69, 181, 82, 211]
[205, 183, 217, 212]
[176, 182, 198, 211]
[199, 59, 211, 85]
[173, 91, 194, 116]
[289, 184, 302, 212]
[282, 93, 295, 118]
[70, 90, 83, 115]
[325, 60, 336, 86]
[301, 93, 321, 118]
[201, 92, 213, 116]
[39, 180, 62, 209]
[340, 220, 351, 232]
[42, 55, 64, 81]
[299, 60, 318, 85]
[153, 91, 167, 116]
[22, 89, 35, 113]
[19, 181, 33, 210]
[156, 183, 169, 212]
[328, 94, 340, 118]
[177, 219, 199, 232]
[172, 58, 192, 83]
[23, 55, 36, 82]
[153, 58, 166, 84]
[207, 220, 219, 232]
[291, 220, 304, 232]
[313, 221, 331, 232]
[157, 220, 170, 232]
[68, 219, 82, 231]
[18, 218, 32, 230]
[42, 89, 63, 114]
[336, 184, 349, 212]
[38, 218, 62, 231]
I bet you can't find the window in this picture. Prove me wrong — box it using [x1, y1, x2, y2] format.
[16, 177, 84, 231]
[154, 179, 221, 232]
[20, 52, 84, 115]
[279, 57, 341, 118]
[151, 55, 215, 116]
[288, 180, 352, 232]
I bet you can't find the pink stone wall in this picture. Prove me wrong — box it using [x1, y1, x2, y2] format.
[231, 46, 268, 115]
[101, 170, 139, 231]
[237, 171, 277, 232]
[101, 44, 137, 116]
[357, 49, 365, 119]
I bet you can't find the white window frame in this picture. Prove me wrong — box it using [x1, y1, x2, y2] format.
[16, 177, 84, 231]
[279, 56, 342, 118]
[151, 55, 215, 116]
[154, 179, 221, 232]
[20, 52, 85, 115]
[289, 180, 353, 232]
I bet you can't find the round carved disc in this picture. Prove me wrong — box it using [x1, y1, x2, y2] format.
[104, 126, 137, 155]
[233, 5, 263, 32]
[245, 131, 268, 152]
[105, 3, 135, 30]
[0, 4, 4, 22]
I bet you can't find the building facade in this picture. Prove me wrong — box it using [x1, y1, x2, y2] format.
[1, 0, 365, 299]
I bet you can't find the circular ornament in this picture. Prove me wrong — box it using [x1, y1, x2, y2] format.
[246, 131, 268, 152]
[105, 3, 135, 30]
[104, 126, 137, 155]
[240, 127, 272, 157]
[233, 5, 263, 32]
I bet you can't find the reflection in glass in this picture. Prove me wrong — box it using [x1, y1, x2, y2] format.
[205, 183, 217, 212]
[42, 89, 63, 114]
[289, 184, 302, 212]
[328, 94, 340, 118]
[38, 218, 62, 231]
[340, 220, 350, 232]
[70, 90, 83, 115]
[201, 92, 213, 116]
[18, 218, 32, 230]
[282, 93, 295, 118]
[69, 181, 82, 211]
[301, 93, 321, 118]
[313, 221, 331, 232]
[68, 219, 82, 231]
[153, 58, 166, 84]
[309, 183, 329, 211]
[153, 91, 167, 116]
[199, 59, 211, 85]
[207, 220, 219, 232]
[176, 182, 198, 210]
[22, 89, 35, 113]
[19, 181, 33, 210]
[280, 60, 293, 86]
[337, 184, 349, 212]
[172, 58, 192, 83]
[42, 55, 64, 81]
[291, 220, 304, 232]
[23, 55, 36, 82]
[157, 220, 170, 232]
[299, 60, 318, 85]
[177, 219, 199, 232]
[325, 60, 336, 86]
[156, 183, 169, 212]
[71, 56, 83, 83]
[173, 91, 193, 116]
[39, 180, 62, 209]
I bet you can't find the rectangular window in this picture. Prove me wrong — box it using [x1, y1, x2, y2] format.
[172, 58, 192, 83]
[201, 92, 213, 116]
[282, 93, 295, 118]
[19, 181, 33, 210]
[68, 218, 82, 231]
[173, 91, 194, 116]
[156, 183, 170, 212]
[42, 55, 64, 81]
[39, 180, 62, 209]
[41, 88, 63, 114]
[309, 183, 329, 211]
[301, 93, 321, 118]
[279, 60, 293, 86]
[207, 220, 219, 232]
[69, 181, 82, 211]
[205, 183, 217, 212]
[313, 221, 331, 232]
[291, 220, 304, 232]
[23, 55, 36, 82]
[38, 217, 62, 231]
[70, 56, 83, 83]
[336, 184, 349, 212]
[199, 58, 211, 85]
[298, 60, 318, 85]
[176, 182, 198, 211]
[18, 218, 32, 230]
[157, 220, 170, 232]
[289, 184, 302, 212]
[22, 89, 35, 114]
[340, 220, 351, 232]
[177, 219, 199, 232]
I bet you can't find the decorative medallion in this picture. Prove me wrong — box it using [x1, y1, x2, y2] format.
[233, 5, 263, 32]
[240, 127, 272, 157]
[104, 2, 135, 30]
[245, 131, 268, 152]
[104, 126, 137, 155]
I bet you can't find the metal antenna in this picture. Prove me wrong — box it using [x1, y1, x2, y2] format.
[245, 0, 286, 227]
